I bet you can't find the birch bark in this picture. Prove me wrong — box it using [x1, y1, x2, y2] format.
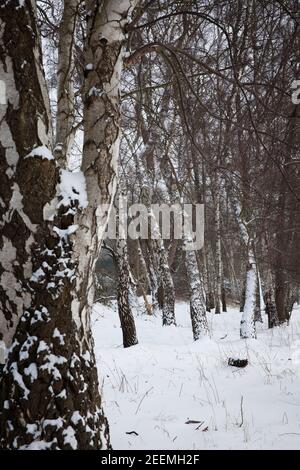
[0, 0, 137, 449]
[54, 0, 79, 167]
[184, 233, 209, 340]
[115, 194, 138, 348]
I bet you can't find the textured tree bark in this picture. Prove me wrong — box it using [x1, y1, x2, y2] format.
[54, 0, 79, 167]
[240, 280, 246, 312]
[240, 246, 257, 339]
[223, 240, 240, 304]
[230, 183, 257, 339]
[274, 181, 289, 324]
[136, 241, 153, 315]
[207, 291, 215, 312]
[265, 288, 279, 329]
[214, 181, 222, 314]
[274, 103, 299, 324]
[129, 239, 152, 315]
[115, 195, 138, 348]
[184, 235, 209, 340]
[116, 242, 139, 348]
[0, 0, 137, 450]
[0, 0, 53, 352]
[134, 98, 176, 324]
[149, 209, 176, 326]
[147, 251, 160, 316]
[204, 248, 215, 311]
[140, 183, 176, 325]
[254, 270, 263, 323]
[221, 287, 227, 313]
[285, 287, 297, 323]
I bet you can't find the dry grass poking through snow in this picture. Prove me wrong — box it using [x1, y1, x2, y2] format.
[93, 301, 300, 450]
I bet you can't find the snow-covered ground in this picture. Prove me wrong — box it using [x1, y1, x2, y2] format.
[93, 301, 300, 450]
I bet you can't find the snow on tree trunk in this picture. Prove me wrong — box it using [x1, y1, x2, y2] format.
[0, 0, 53, 353]
[184, 235, 209, 340]
[54, 0, 79, 167]
[240, 247, 257, 339]
[0, 0, 137, 449]
[230, 186, 257, 338]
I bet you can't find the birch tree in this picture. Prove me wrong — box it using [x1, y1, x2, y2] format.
[54, 0, 79, 167]
[213, 169, 223, 314]
[184, 235, 209, 341]
[0, 0, 137, 450]
[115, 193, 138, 348]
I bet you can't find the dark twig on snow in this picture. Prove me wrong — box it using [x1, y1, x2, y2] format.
[228, 358, 248, 368]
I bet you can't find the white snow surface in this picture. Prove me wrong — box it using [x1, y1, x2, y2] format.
[59, 170, 88, 209]
[93, 301, 300, 450]
[25, 146, 54, 161]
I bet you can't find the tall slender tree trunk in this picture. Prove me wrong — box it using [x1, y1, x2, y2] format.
[265, 284, 279, 329]
[221, 287, 227, 312]
[184, 234, 209, 340]
[274, 182, 289, 324]
[223, 240, 240, 304]
[0, 0, 53, 349]
[141, 184, 176, 325]
[115, 194, 138, 348]
[240, 245, 257, 339]
[240, 279, 246, 312]
[214, 180, 222, 314]
[200, 162, 212, 312]
[254, 270, 263, 323]
[54, 0, 79, 167]
[136, 241, 152, 315]
[143, 239, 161, 316]
[205, 249, 215, 312]
[0, 0, 137, 449]
[274, 103, 299, 323]
[230, 180, 257, 339]
[149, 209, 176, 326]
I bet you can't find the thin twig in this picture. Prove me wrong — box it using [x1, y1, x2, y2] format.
[135, 387, 154, 415]
[239, 395, 244, 428]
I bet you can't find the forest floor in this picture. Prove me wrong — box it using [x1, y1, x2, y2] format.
[93, 301, 300, 450]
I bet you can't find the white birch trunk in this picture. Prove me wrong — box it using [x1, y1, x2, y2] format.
[0, 0, 138, 450]
[54, 0, 79, 167]
[137, 242, 153, 315]
[230, 188, 257, 339]
[149, 209, 176, 326]
[240, 246, 257, 339]
[115, 193, 138, 347]
[184, 234, 209, 340]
